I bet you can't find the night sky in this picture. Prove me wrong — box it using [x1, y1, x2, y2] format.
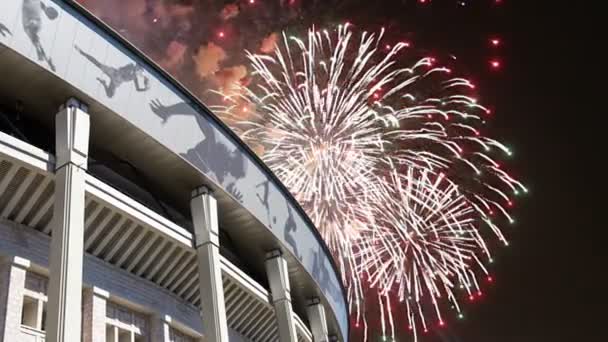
[390, 2, 596, 341]
[79, 0, 597, 340]
[336, 3, 595, 341]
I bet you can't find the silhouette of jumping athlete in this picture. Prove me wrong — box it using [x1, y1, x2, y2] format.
[22, 0, 58, 71]
[75, 45, 150, 98]
[0, 23, 11, 37]
[150, 99, 246, 201]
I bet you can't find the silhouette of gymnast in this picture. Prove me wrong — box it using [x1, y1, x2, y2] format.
[22, 0, 58, 71]
[311, 246, 341, 300]
[256, 180, 274, 224]
[150, 99, 246, 201]
[255, 179, 301, 258]
[75, 45, 150, 98]
[283, 204, 302, 259]
[0, 23, 11, 37]
[150, 100, 307, 259]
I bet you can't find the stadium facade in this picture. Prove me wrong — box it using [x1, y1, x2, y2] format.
[0, 0, 349, 341]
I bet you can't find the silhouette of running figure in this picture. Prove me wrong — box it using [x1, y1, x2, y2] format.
[22, 0, 58, 71]
[149, 99, 246, 201]
[74, 45, 150, 98]
[0, 23, 11, 37]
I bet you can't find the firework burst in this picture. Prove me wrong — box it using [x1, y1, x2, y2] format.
[212, 24, 526, 340]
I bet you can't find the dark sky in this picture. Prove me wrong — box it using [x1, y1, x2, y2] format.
[401, 1, 597, 341]
[79, 0, 599, 340]
[338, 1, 598, 341]
[388, 1, 595, 342]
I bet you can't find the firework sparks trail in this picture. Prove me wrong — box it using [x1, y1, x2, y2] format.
[212, 24, 527, 340]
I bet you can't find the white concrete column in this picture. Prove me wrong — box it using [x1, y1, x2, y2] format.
[306, 298, 329, 342]
[265, 250, 297, 342]
[0, 256, 30, 341]
[150, 315, 170, 342]
[190, 186, 229, 342]
[150, 314, 171, 342]
[47, 98, 90, 342]
[82, 287, 109, 342]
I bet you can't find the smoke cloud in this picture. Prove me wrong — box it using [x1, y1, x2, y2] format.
[260, 32, 279, 53]
[159, 40, 188, 72]
[221, 3, 240, 20]
[213, 65, 248, 93]
[193, 42, 227, 79]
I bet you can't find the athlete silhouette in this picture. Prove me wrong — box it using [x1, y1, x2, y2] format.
[22, 0, 58, 71]
[0, 23, 11, 37]
[75, 45, 150, 98]
[150, 99, 246, 201]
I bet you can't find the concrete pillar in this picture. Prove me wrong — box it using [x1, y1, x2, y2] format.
[150, 314, 171, 342]
[82, 287, 109, 342]
[306, 298, 329, 342]
[0, 256, 30, 341]
[190, 186, 229, 342]
[47, 98, 90, 342]
[265, 250, 297, 342]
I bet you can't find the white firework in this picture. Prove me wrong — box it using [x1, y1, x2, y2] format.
[212, 24, 527, 340]
[358, 168, 490, 338]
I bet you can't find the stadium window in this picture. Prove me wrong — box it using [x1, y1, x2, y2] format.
[21, 272, 48, 332]
[106, 302, 148, 342]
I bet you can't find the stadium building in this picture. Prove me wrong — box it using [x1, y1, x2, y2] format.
[0, 1, 349, 341]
